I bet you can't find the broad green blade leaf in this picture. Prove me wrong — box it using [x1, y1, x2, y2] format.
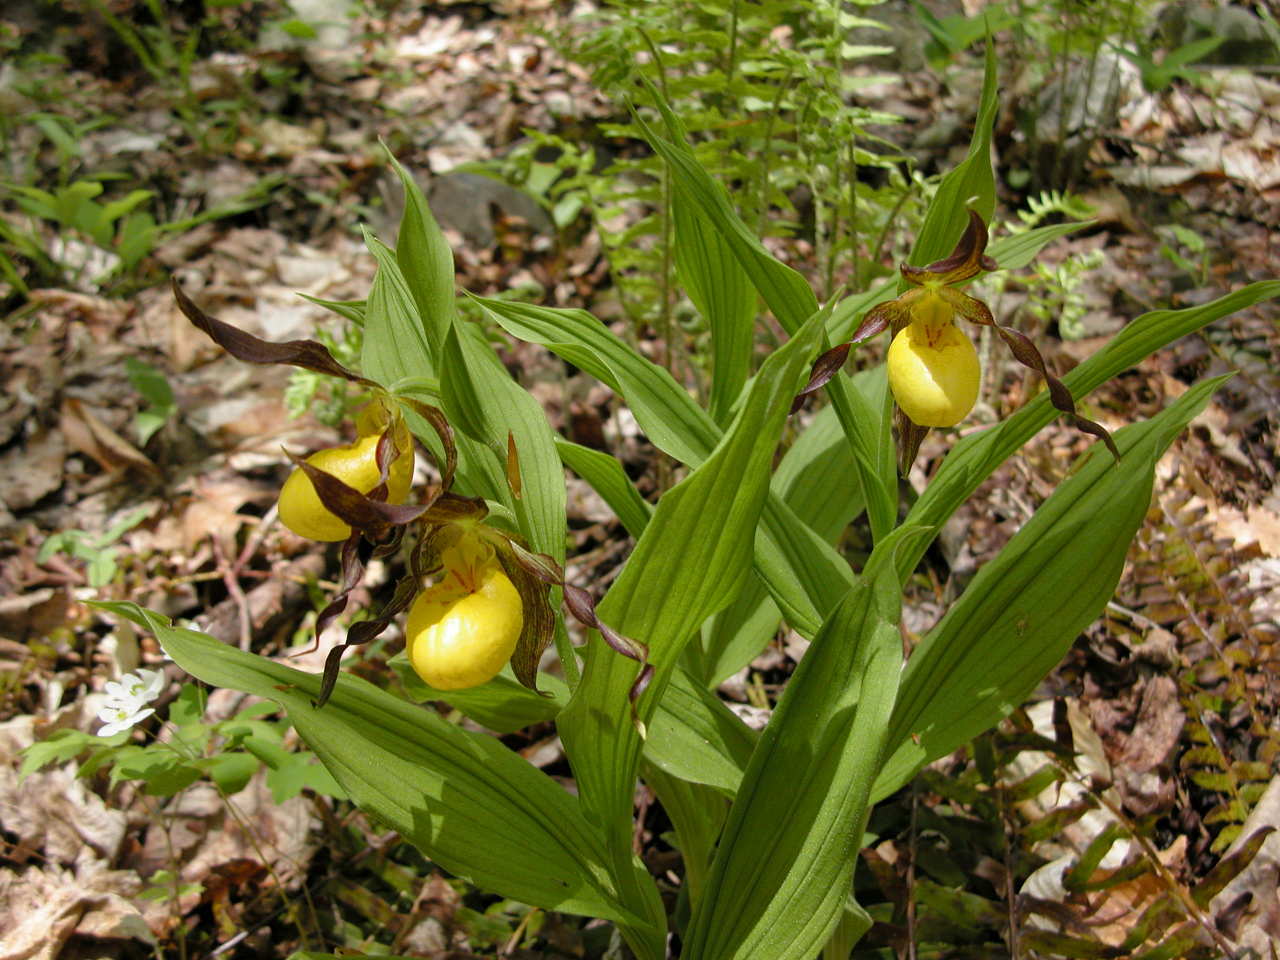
[696, 375, 878, 686]
[361, 230, 435, 388]
[481, 297, 851, 635]
[673, 191, 757, 425]
[683, 525, 930, 960]
[557, 308, 826, 863]
[635, 92, 896, 540]
[369, 158, 567, 563]
[476, 297, 718, 467]
[642, 763, 728, 911]
[755, 493, 856, 636]
[909, 43, 998, 267]
[389, 656, 568, 734]
[644, 666, 757, 796]
[635, 93, 818, 337]
[385, 150, 459, 355]
[96, 602, 643, 928]
[873, 373, 1232, 801]
[988, 220, 1094, 271]
[895, 280, 1280, 583]
[556, 438, 652, 539]
[440, 321, 567, 562]
[823, 898, 874, 960]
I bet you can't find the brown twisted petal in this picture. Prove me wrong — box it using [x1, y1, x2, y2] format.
[563, 583, 653, 716]
[398, 397, 458, 492]
[288, 452, 430, 533]
[854, 296, 908, 341]
[496, 548, 554, 693]
[790, 342, 852, 412]
[895, 406, 931, 476]
[900, 210, 993, 287]
[992, 325, 1120, 460]
[938, 286, 995, 327]
[172, 278, 377, 387]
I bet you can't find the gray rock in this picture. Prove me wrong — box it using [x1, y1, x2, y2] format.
[426, 171, 554, 248]
[1157, 1, 1279, 68]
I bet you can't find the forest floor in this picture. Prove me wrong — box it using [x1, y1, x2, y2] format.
[1, 1, 1278, 958]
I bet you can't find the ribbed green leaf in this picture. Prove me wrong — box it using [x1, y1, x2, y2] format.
[909, 43, 998, 267]
[361, 229, 434, 387]
[644, 666, 757, 796]
[634, 91, 897, 542]
[641, 763, 727, 911]
[822, 899, 873, 960]
[895, 281, 1280, 583]
[388, 657, 568, 734]
[440, 322, 567, 562]
[674, 192, 757, 425]
[683, 525, 929, 960]
[385, 150, 459, 355]
[696, 373, 877, 686]
[95, 602, 641, 928]
[480, 296, 849, 637]
[476, 297, 717, 467]
[874, 374, 1232, 801]
[555, 438, 652, 539]
[634, 92, 817, 337]
[557, 307, 826, 866]
[988, 220, 1093, 271]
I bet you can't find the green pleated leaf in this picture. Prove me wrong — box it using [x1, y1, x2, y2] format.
[642, 763, 728, 912]
[673, 190, 757, 424]
[634, 90, 817, 337]
[644, 666, 757, 796]
[385, 150, 459, 356]
[822, 898, 874, 960]
[988, 220, 1094, 271]
[696, 374, 876, 686]
[389, 656, 568, 734]
[361, 229, 435, 387]
[555, 438, 652, 539]
[909, 43, 998, 267]
[894, 280, 1280, 583]
[638, 95, 896, 541]
[874, 374, 1232, 801]
[476, 296, 718, 467]
[557, 306, 826, 865]
[481, 296, 850, 636]
[94, 602, 643, 929]
[440, 321, 567, 562]
[682, 525, 929, 960]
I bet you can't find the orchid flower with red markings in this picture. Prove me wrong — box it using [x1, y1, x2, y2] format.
[798, 211, 1118, 473]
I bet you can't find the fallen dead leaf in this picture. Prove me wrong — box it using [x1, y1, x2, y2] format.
[0, 864, 154, 960]
[0, 427, 65, 513]
[1210, 775, 1280, 956]
[59, 397, 160, 480]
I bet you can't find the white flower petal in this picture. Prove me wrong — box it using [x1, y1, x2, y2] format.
[98, 717, 132, 737]
[96, 705, 154, 737]
[135, 668, 165, 702]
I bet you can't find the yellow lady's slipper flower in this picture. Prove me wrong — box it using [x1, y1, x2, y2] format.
[406, 534, 523, 690]
[833, 210, 1119, 472]
[277, 398, 416, 542]
[278, 431, 414, 541]
[886, 314, 981, 428]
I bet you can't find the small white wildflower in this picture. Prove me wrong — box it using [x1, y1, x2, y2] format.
[103, 668, 164, 705]
[97, 701, 156, 737]
[95, 668, 165, 738]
